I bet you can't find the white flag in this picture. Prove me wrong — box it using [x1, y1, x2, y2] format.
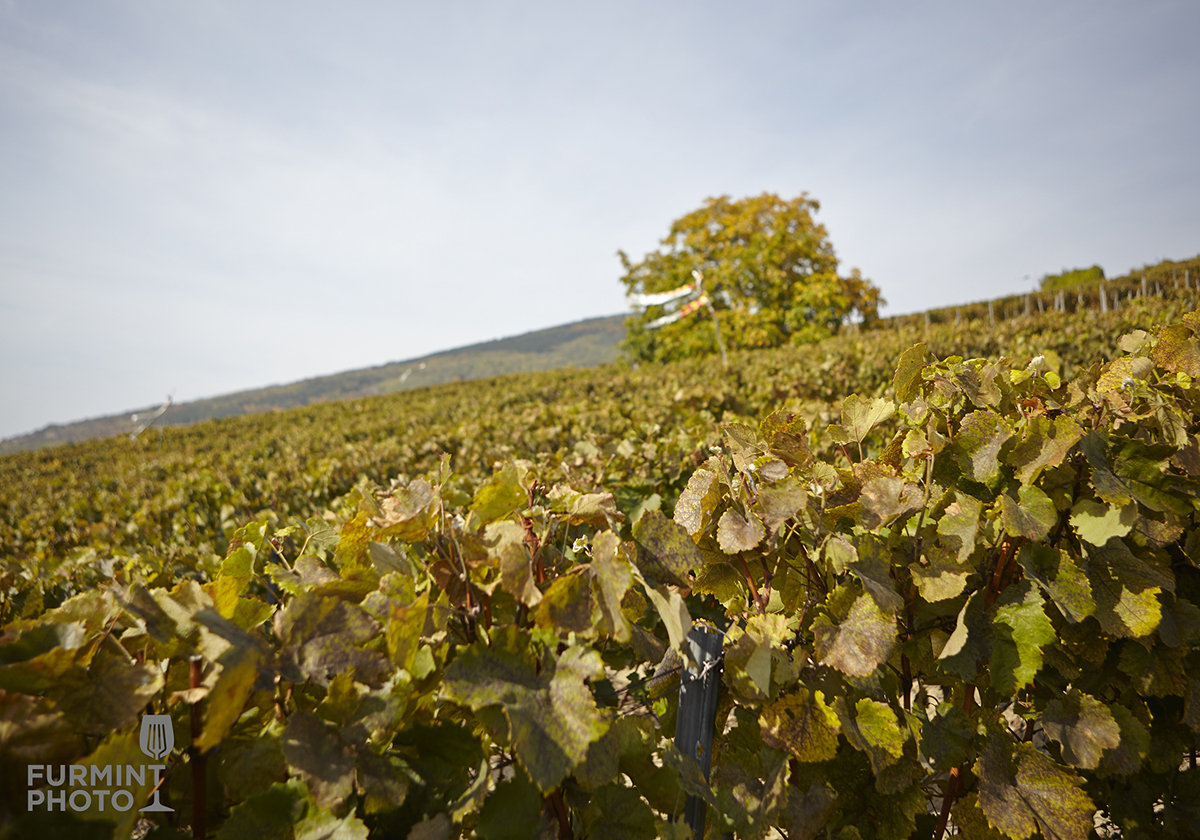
[628, 282, 696, 308]
[646, 294, 711, 329]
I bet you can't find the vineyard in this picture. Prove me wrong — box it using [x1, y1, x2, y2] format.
[2, 292, 1199, 839]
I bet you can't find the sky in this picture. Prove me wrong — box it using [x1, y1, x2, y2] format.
[1, 1, 1198, 440]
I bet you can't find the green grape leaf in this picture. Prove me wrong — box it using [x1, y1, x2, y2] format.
[591, 531, 632, 642]
[546, 484, 624, 528]
[281, 711, 357, 809]
[476, 765, 546, 840]
[754, 475, 807, 531]
[849, 535, 904, 615]
[781, 782, 839, 840]
[841, 395, 897, 444]
[938, 591, 989, 681]
[1086, 537, 1173, 638]
[46, 649, 164, 737]
[372, 479, 437, 540]
[386, 591, 428, 673]
[1069, 499, 1136, 546]
[535, 569, 597, 636]
[663, 743, 717, 806]
[839, 698, 908, 784]
[215, 780, 309, 840]
[999, 484, 1057, 541]
[894, 343, 928, 403]
[760, 409, 814, 468]
[1018, 544, 1095, 623]
[295, 807, 370, 840]
[276, 593, 386, 687]
[1096, 702, 1150, 778]
[218, 722, 289, 800]
[471, 462, 526, 524]
[760, 688, 841, 763]
[443, 629, 609, 791]
[485, 520, 542, 607]
[304, 517, 340, 552]
[1095, 355, 1155, 393]
[584, 783, 657, 840]
[1008, 414, 1083, 484]
[813, 591, 896, 678]
[1083, 432, 1194, 516]
[1041, 690, 1121, 769]
[633, 509, 702, 586]
[936, 492, 982, 564]
[954, 362, 1003, 408]
[717, 509, 766, 554]
[911, 544, 972, 603]
[642, 581, 692, 653]
[976, 738, 1095, 840]
[1117, 641, 1187, 697]
[69, 731, 160, 839]
[954, 409, 1013, 483]
[951, 792, 1007, 840]
[991, 580, 1056, 696]
[673, 468, 721, 536]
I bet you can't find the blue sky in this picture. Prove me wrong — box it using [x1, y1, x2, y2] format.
[1, 1, 1197, 439]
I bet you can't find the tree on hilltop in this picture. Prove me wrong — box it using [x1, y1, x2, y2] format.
[619, 192, 883, 363]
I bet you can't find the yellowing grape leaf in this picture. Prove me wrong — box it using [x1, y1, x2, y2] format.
[760, 689, 840, 763]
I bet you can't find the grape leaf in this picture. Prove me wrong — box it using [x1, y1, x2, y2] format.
[841, 395, 897, 444]
[976, 738, 1095, 840]
[1086, 537, 1173, 638]
[936, 492, 982, 564]
[991, 580, 1056, 696]
[1069, 499, 1136, 546]
[813, 590, 896, 678]
[443, 629, 609, 791]
[673, 468, 721, 536]
[754, 475, 807, 531]
[717, 508, 766, 554]
[849, 535, 904, 615]
[760, 688, 840, 763]
[1041, 690, 1120, 769]
[281, 711, 357, 809]
[910, 544, 972, 603]
[1000, 484, 1057, 541]
[1096, 702, 1150, 777]
[939, 590, 990, 681]
[760, 409, 814, 468]
[591, 531, 632, 642]
[633, 509, 702, 586]
[476, 765, 546, 840]
[1151, 323, 1200, 376]
[1008, 414, 1083, 484]
[954, 410, 1013, 483]
[893, 343, 928, 403]
[216, 780, 309, 840]
[858, 476, 922, 530]
[1018, 544, 1095, 623]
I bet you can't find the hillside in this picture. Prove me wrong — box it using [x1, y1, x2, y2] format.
[0, 313, 625, 454]
[4, 252, 1196, 456]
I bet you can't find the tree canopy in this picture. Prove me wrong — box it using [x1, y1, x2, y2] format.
[1039, 265, 1105, 292]
[619, 192, 883, 363]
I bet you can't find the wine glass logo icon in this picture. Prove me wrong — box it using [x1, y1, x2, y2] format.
[139, 715, 175, 813]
